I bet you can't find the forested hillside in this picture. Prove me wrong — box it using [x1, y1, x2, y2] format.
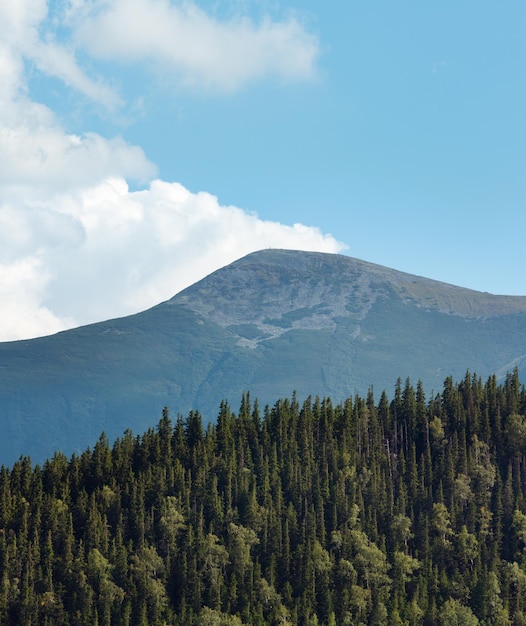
[1, 371, 526, 625]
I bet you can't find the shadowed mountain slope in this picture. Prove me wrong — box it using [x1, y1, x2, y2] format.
[1, 249, 526, 464]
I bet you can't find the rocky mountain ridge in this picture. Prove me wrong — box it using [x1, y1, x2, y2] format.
[176, 249, 526, 343]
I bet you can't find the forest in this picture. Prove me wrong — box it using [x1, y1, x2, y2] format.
[1, 370, 526, 625]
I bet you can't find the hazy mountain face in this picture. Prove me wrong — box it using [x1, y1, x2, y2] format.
[1, 249, 525, 465]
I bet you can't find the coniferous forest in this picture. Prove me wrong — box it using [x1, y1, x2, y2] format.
[2, 371, 526, 625]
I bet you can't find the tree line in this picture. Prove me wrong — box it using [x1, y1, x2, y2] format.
[1, 370, 526, 625]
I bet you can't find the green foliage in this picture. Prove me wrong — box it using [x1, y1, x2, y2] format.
[440, 599, 479, 625]
[1, 371, 526, 624]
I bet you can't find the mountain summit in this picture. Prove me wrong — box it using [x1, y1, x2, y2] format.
[1, 249, 525, 464]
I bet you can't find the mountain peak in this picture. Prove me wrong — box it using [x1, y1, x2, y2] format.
[172, 249, 526, 345]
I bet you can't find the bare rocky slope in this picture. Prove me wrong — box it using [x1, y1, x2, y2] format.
[1, 249, 525, 465]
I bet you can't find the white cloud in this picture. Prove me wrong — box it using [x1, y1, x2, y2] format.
[30, 41, 123, 109]
[1, 0, 318, 104]
[2, 0, 318, 106]
[0, 0, 121, 108]
[0, 0, 46, 46]
[73, 0, 319, 91]
[0, 258, 76, 341]
[0, 119, 156, 194]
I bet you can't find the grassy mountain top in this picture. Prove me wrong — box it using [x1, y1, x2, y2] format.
[174, 249, 526, 332]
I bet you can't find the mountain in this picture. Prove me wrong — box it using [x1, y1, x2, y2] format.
[1, 248, 526, 465]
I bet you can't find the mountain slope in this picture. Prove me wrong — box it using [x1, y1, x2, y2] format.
[1, 249, 526, 464]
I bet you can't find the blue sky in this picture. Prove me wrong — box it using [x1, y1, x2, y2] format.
[1, 0, 525, 340]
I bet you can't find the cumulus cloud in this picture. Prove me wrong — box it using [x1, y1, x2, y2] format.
[0, 116, 155, 194]
[73, 0, 319, 91]
[0, 258, 76, 342]
[0, 0, 335, 341]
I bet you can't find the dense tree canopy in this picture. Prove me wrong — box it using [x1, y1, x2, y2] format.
[1, 370, 526, 625]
